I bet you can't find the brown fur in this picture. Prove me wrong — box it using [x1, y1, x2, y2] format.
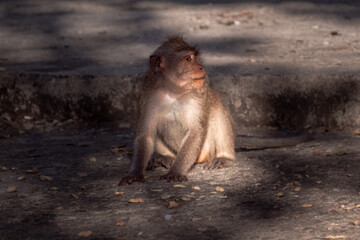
[119, 36, 235, 185]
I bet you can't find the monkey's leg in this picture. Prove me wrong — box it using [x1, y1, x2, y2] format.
[119, 135, 154, 185]
[204, 107, 235, 170]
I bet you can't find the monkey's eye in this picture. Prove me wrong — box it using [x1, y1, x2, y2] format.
[185, 55, 194, 62]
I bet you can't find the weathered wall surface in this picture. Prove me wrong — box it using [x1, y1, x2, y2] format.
[1, 73, 359, 132]
[0, 74, 139, 129]
[213, 74, 360, 130]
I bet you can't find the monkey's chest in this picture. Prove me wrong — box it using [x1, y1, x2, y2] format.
[156, 101, 194, 148]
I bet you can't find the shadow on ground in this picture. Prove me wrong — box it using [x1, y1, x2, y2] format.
[1, 127, 360, 239]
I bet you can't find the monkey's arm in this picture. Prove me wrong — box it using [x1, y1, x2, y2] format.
[119, 107, 157, 185]
[119, 134, 155, 185]
[160, 128, 206, 182]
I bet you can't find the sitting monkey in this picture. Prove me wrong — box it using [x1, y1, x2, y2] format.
[119, 35, 235, 185]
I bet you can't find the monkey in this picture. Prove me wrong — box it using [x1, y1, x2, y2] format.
[119, 35, 235, 185]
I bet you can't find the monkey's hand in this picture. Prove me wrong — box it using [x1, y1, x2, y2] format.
[204, 158, 235, 170]
[160, 173, 188, 182]
[119, 171, 145, 186]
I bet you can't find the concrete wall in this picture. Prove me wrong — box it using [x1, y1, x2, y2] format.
[1, 72, 359, 131]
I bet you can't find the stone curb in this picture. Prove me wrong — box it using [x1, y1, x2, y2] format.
[1, 72, 359, 131]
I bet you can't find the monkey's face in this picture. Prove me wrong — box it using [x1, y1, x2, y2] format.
[164, 51, 207, 89]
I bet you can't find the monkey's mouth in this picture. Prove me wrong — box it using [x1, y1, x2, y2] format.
[193, 76, 206, 81]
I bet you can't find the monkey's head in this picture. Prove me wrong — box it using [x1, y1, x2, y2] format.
[149, 35, 207, 90]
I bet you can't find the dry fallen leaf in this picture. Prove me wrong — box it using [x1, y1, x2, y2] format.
[210, 191, 217, 194]
[198, 227, 207, 232]
[78, 231, 92, 237]
[25, 167, 39, 174]
[192, 186, 201, 191]
[315, 149, 323, 156]
[328, 45, 350, 51]
[76, 172, 88, 178]
[239, 10, 253, 16]
[128, 198, 144, 203]
[173, 184, 186, 189]
[294, 174, 303, 179]
[49, 186, 58, 191]
[166, 201, 180, 208]
[301, 204, 313, 208]
[17, 176, 26, 181]
[353, 220, 360, 226]
[217, 195, 228, 199]
[286, 181, 300, 186]
[56, 206, 64, 210]
[40, 175, 53, 181]
[71, 193, 79, 199]
[71, 201, 78, 206]
[114, 191, 124, 196]
[196, 196, 205, 200]
[7, 186, 17, 193]
[180, 196, 191, 201]
[0, 134, 10, 139]
[326, 235, 347, 239]
[116, 220, 125, 226]
[89, 157, 96, 162]
[276, 192, 285, 197]
[354, 129, 360, 135]
[161, 194, 174, 200]
[191, 217, 202, 222]
[355, 204, 360, 208]
[111, 146, 124, 153]
[335, 150, 346, 156]
[150, 188, 163, 192]
[215, 187, 225, 192]
[0, 67, 6, 72]
[294, 187, 301, 192]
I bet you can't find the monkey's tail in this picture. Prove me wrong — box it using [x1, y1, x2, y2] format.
[235, 129, 313, 150]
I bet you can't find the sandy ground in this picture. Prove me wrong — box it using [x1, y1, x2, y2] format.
[1, 126, 360, 240]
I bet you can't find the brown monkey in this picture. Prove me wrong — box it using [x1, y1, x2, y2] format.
[119, 35, 235, 185]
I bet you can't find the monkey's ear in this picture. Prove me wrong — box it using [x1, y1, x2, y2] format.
[150, 55, 163, 73]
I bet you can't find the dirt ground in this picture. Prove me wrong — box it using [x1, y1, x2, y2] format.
[1, 1, 360, 239]
[1, 126, 360, 240]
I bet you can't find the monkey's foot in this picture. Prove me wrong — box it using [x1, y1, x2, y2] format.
[204, 158, 235, 170]
[119, 172, 145, 186]
[160, 173, 188, 182]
